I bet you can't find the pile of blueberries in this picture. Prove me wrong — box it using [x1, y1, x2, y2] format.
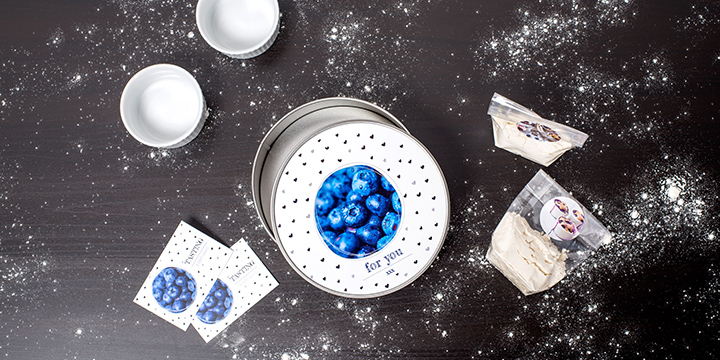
[196, 280, 233, 324]
[152, 267, 196, 313]
[315, 165, 402, 258]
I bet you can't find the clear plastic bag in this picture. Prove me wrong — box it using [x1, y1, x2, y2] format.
[488, 93, 589, 166]
[486, 170, 611, 295]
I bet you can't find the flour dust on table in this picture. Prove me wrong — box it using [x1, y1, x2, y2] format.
[474, 0, 637, 78]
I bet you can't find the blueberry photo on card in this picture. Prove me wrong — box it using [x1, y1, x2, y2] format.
[152, 267, 196, 313]
[196, 279, 233, 324]
[315, 165, 402, 259]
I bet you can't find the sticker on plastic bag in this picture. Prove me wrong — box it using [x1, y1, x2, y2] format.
[134, 221, 233, 330]
[486, 170, 611, 295]
[488, 93, 589, 166]
[192, 239, 279, 342]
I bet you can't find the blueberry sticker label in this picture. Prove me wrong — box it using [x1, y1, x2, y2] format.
[517, 120, 561, 142]
[315, 165, 402, 258]
[540, 197, 585, 241]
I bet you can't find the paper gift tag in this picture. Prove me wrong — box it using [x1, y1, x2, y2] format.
[192, 239, 279, 342]
[134, 221, 232, 330]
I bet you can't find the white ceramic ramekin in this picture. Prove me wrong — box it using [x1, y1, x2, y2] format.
[120, 64, 207, 148]
[196, 0, 280, 59]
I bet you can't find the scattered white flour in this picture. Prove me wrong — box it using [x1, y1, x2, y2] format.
[0, 0, 718, 359]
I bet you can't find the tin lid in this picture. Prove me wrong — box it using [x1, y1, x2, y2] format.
[270, 121, 450, 298]
[252, 98, 409, 241]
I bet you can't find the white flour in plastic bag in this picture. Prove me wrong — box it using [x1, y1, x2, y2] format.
[488, 93, 589, 166]
[487, 170, 611, 295]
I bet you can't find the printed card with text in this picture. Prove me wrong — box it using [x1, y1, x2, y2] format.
[134, 221, 233, 330]
[192, 239, 279, 342]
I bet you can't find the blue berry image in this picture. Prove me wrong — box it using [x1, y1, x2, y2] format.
[345, 190, 366, 203]
[152, 267, 196, 313]
[356, 224, 382, 247]
[197, 279, 233, 324]
[202, 294, 217, 309]
[327, 207, 345, 231]
[314, 165, 402, 258]
[356, 246, 375, 256]
[178, 288, 194, 302]
[211, 304, 227, 316]
[377, 235, 393, 249]
[214, 288, 227, 300]
[380, 176, 394, 192]
[171, 299, 186, 312]
[322, 230, 338, 243]
[334, 232, 360, 257]
[329, 174, 352, 198]
[391, 191, 402, 214]
[351, 169, 380, 196]
[366, 193, 390, 217]
[382, 212, 401, 236]
[166, 284, 181, 299]
[153, 288, 163, 302]
[175, 275, 188, 287]
[152, 276, 165, 290]
[366, 214, 382, 228]
[341, 202, 369, 227]
[161, 292, 174, 305]
[315, 191, 336, 216]
[162, 267, 178, 284]
[199, 311, 216, 323]
[316, 215, 331, 232]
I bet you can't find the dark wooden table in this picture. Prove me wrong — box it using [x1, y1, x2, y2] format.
[2, 0, 719, 359]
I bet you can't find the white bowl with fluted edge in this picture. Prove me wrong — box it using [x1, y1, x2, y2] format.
[196, 0, 280, 59]
[120, 64, 207, 148]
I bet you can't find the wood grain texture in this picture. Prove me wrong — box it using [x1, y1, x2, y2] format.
[1, 0, 719, 359]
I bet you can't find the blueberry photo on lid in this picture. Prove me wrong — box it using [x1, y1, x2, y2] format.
[196, 279, 233, 324]
[152, 267, 196, 313]
[315, 165, 402, 259]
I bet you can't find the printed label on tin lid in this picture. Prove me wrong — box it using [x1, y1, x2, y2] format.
[134, 221, 233, 330]
[192, 239, 279, 342]
[272, 122, 450, 298]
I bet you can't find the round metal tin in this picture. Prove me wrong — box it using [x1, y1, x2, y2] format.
[252, 98, 450, 298]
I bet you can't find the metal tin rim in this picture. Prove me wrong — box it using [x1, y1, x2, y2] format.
[268, 120, 451, 298]
[252, 98, 409, 241]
